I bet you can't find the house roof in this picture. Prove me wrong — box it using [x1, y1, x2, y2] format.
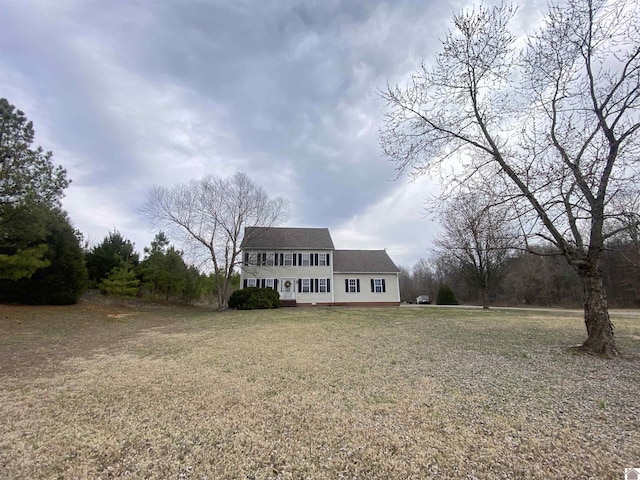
[241, 227, 335, 250]
[333, 250, 399, 273]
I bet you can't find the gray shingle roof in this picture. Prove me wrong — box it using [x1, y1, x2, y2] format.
[241, 227, 335, 250]
[333, 250, 399, 273]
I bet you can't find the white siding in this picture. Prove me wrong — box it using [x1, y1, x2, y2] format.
[240, 247, 400, 306]
[333, 273, 400, 304]
[240, 250, 334, 302]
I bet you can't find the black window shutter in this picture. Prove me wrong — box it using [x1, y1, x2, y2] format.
[345, 279, 349, 292]
[243, 279, 247, 288]
[326, 253, 330, 266]
[382, 279, 386, 292]
[299, 254, 302, 265]
[262, 253, 267, 265]
[314, 254, 318, 266]
[244, 253, 249, 266]
[371, 279, 374, 292]
[298, 279, 301, 292]
[314, 279, 319, 292]
[274, 253, 278, 266]
[356, 279, 360, 293]
[274, 279, 279, 290]
[327, 279, 331, 292]
[261, 279, 265, 288]
[293, 254, 297, 266]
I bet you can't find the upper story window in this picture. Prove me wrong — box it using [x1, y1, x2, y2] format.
[284, 253, 293, 266]
[266, 253, 275, 266]
[318, 254, 327, 266]
[247, 253, 258, 266]
[302, 253, 311, 266]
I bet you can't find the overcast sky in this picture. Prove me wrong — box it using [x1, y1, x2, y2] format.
[0, 0, 544, 269]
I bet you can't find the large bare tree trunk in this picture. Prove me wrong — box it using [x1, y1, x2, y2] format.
[482, 285, 490, 310]
[577, 265, 619, 357]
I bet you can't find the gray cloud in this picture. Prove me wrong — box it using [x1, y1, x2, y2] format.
[1, 0, 532, 267]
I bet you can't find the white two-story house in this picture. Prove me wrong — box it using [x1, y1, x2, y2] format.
[240, 227, 400, 306]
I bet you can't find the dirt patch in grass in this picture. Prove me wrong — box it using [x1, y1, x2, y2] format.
[1, 302, 639, 479]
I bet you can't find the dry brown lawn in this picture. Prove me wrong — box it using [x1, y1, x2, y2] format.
[1, 298, 639, 479]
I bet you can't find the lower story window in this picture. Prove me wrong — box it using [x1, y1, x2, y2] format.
[301, 278, 311, 293]
[246, 278, 257, 287]
[347, 278, 360, 293]
[265, 278, 275, 289]
[372, 278, 385, 293]
[318, 278, 327, 293]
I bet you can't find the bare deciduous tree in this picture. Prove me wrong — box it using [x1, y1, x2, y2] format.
[380, 0, 640, 357]
[432, 194, 514, 309]
[141, 173, 289, 309]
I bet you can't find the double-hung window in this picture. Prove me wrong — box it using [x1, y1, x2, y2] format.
[284, 253, 293, 266]
[301, 278, 311, 293]
[346, 278, 360, 293]
[265, 278, 275, 289]
[247, 253, 258, 266]
[302, 253, 311, 266]
[318, 278, 327, 293]
[372, 278, 385, 293]
[246, 278, 257, 287]
[266, 253, 275, 266]
[318, 254, 327, 266]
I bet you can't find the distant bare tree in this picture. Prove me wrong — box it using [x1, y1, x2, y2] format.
[141, 173, 289, 309]
[380, 0, 640, 356]
[398, 259, 438, 303]
[412, 258, 437, 300]
[432, 194, 514, 308]
[397, 266, 415, 303]
[609, 190, 640, 262]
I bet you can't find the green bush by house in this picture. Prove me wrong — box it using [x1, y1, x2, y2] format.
[228, 287, 281, 310]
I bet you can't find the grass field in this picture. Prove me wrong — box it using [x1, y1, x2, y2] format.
[1, 300, 639, 479]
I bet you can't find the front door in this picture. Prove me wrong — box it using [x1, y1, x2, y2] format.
[281, 278, 295, 300]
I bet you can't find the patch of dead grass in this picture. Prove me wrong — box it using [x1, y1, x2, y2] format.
[0, 304, 638, 478]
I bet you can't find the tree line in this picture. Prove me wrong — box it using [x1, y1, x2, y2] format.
[400, 191, 640, 309]
[85, 229, 239, 305]
[400, 242, 640, 309]
[0, 97, 286, 307]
